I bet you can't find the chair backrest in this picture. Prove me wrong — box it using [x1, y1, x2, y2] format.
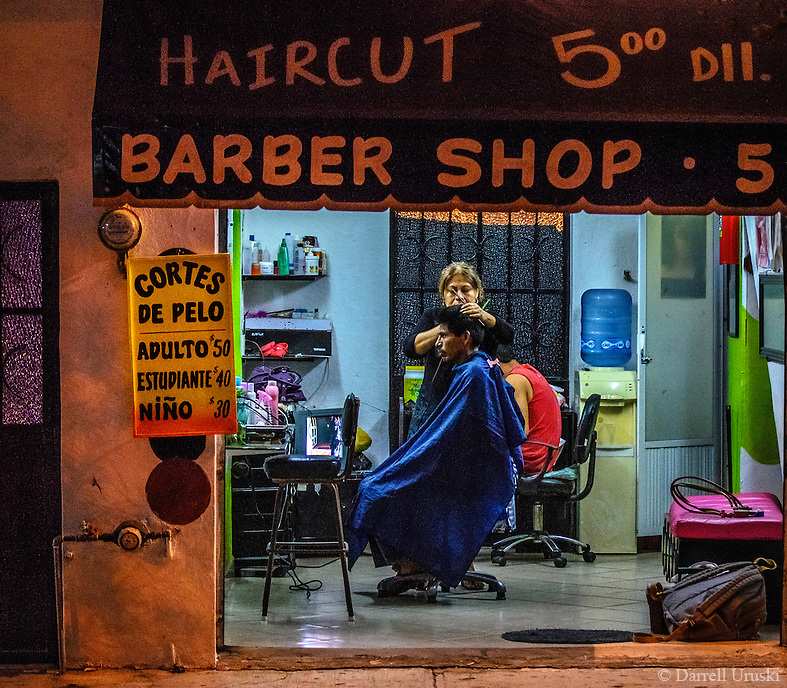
[574, 394, 600, 465]
[569, 393, 600, 502]
[338, 393, 361, 480]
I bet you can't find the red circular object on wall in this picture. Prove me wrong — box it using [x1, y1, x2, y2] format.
[145, 457, 211, 525]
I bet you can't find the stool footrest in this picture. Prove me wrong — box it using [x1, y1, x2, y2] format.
[268, 540, 348, 553]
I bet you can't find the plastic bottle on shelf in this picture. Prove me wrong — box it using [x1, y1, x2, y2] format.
[277, 239, 290, 276]
[293, 242, 305, 275]
[265, 381, 280, 424]
[257, 389, 272, 425]
[260, 259, 273, 275]
[241, 239, 252, 275]
[245, 390, 258, 425]
[305, 250, 319, 275]
[249, 235, 260, 275]
[284, 232, 294, 273]
[260, 246, 273, 275]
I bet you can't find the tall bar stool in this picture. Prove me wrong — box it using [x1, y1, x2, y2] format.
[261, 393, 360, 621]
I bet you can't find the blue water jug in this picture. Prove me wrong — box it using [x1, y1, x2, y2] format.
[581, 289, 632, 367]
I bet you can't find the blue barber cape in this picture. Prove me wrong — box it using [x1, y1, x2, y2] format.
[345, 351, 525, 587]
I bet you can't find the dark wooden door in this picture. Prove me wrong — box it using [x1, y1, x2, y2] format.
[0, 181, 61, 663]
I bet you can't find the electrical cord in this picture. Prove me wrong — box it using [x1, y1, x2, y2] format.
[235, 460, 342, 596]
[284, 558, 340, 597]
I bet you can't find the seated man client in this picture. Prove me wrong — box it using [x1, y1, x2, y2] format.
[345, 305, 526, 592]
[496, 344, 562, 476]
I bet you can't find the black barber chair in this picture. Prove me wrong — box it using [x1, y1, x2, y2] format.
[491, 393, 600, 568]
[377, 568, 506, 602]
[377, 397, 507, 602]
[261, 393, 360, 620]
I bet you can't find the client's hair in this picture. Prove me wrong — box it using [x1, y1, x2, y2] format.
[434, 305, 485, 348]
[495, 343, 518, 364]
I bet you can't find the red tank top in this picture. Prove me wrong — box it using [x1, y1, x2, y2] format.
[509, 364, 562, 476]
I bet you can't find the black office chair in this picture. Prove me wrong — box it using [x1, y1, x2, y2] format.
[491, 393, 601, 568]
[261, 393, 360, 620]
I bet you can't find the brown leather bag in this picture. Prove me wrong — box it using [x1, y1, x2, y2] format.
[634, 559, 774, 642]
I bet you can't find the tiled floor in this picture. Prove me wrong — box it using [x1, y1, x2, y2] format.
[224, 549, 669, 648]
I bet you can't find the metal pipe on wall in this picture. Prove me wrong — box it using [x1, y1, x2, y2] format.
[52, 522, 173, 673]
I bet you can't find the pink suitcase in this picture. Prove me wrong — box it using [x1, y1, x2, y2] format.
[662, 491, 783, 623]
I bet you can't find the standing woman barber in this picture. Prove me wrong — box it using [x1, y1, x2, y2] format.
[404, 261, 515, 438]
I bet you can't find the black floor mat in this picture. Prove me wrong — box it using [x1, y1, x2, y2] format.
[502, 628, 633, 644]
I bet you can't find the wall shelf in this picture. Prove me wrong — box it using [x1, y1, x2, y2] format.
[242, 355, 328, 361]
[242, 274, 323, 281]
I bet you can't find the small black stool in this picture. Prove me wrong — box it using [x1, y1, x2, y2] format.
[261, 394, 360, 621]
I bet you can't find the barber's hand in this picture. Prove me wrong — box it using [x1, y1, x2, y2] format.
[460, 302, 494, 327]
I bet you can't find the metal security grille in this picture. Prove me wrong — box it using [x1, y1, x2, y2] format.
[389, 210, 570, 441]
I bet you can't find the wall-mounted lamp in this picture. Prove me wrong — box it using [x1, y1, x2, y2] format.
[97, 206, 143, 277]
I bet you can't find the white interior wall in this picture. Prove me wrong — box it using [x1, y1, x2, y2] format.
[240, 209, 390, 467]
[569, 212, 640, 401]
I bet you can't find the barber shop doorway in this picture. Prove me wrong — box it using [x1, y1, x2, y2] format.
[222, 209, 682, 650]
[220, 208, 781, 654]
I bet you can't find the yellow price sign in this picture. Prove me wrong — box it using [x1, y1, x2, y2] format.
[127, 254, 236, 437]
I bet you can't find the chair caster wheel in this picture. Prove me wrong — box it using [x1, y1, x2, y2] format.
[553, 555, 567, 568]
[491, 553, 507, 566]
[583, 550, 596, 563]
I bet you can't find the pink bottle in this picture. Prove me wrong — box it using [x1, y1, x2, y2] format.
[257, 390, 271, 425]
[265, 381, 279, 424]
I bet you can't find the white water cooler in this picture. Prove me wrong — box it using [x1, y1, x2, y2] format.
[576, 369, 637, 553]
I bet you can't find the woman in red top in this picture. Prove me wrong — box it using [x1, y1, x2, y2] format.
[496, 345, 562, 476]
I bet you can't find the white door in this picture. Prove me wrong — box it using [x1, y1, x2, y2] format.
[637, 214, 721, 535]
